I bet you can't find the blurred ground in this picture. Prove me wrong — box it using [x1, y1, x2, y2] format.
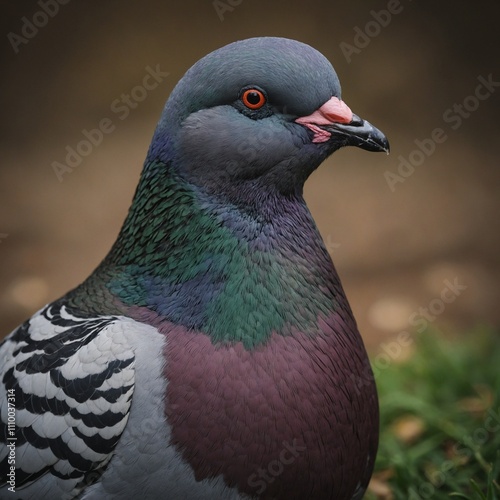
[1, 0, 499, 352]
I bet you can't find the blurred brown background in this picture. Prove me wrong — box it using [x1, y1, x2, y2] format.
[1, 1, 499, 351]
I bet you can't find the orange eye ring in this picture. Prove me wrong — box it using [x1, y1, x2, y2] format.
[241, 88, 267, 109]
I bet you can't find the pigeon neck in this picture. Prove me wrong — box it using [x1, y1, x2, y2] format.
[73, 160, 345, 348]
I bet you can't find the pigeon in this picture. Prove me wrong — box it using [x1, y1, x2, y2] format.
[0, 37, 389, 500]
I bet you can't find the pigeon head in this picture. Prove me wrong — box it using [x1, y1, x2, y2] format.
[148, 37, 389, 200]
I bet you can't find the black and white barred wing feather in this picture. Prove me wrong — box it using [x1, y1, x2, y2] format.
[0, 303, 136, 498]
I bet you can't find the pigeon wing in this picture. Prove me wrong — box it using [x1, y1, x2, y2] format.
[0, 302, 135, 498]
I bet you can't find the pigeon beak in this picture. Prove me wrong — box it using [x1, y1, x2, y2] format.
[295, 96, 390, 154]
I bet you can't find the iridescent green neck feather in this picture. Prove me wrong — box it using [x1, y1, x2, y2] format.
[71, 160, 343, 348]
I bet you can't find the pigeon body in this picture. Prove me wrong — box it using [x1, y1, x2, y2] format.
[0, 37, 389, 499]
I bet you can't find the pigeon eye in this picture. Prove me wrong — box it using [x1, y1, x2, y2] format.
[241, 89, 266, 109]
